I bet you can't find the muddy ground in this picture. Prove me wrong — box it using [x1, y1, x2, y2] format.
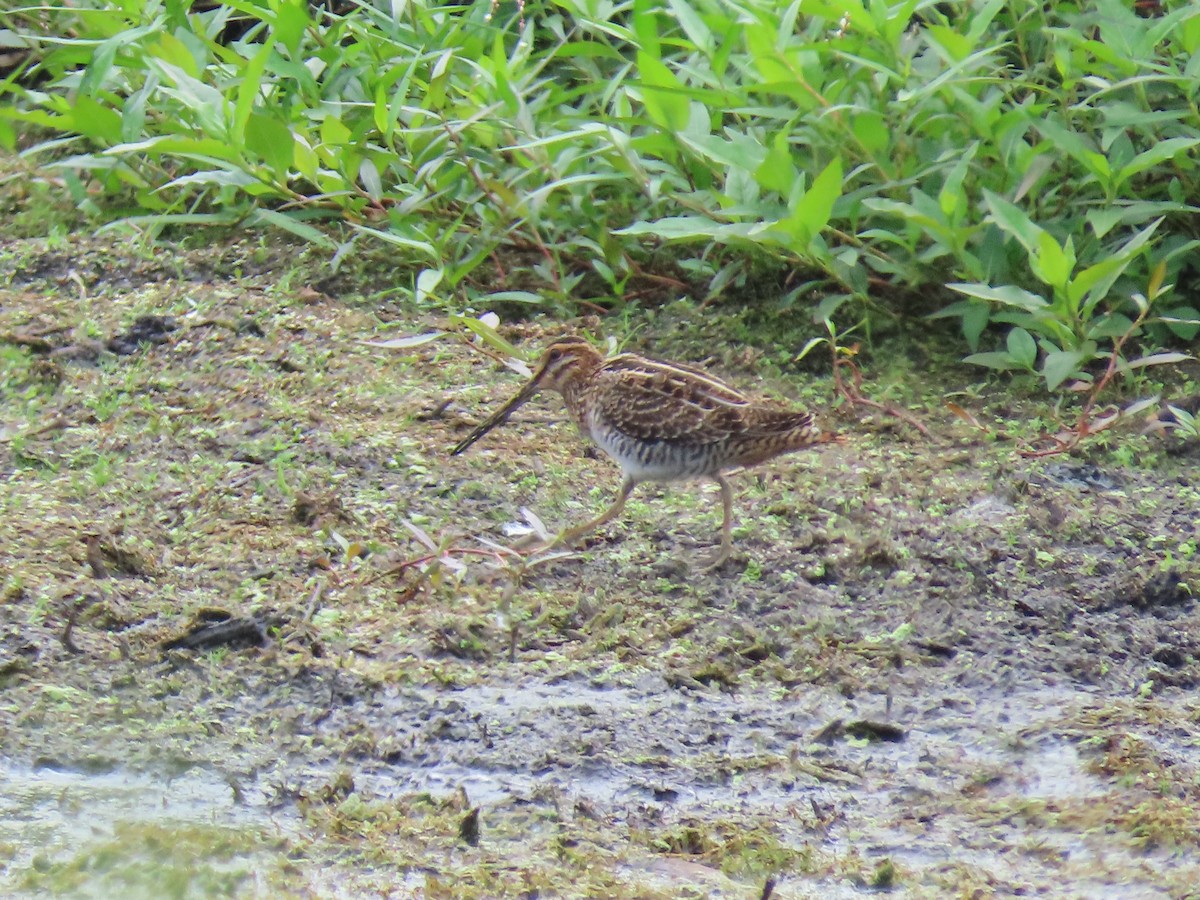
[2, 230, 1200, 899]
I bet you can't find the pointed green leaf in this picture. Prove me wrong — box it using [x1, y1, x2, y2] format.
[636, 51, 689, 132]
[351, 225, 437, 260]
[677, 131, 766, 173]
[1072, 218, 1161, 315]
[780, 156, 843, 245]
[1115, 137, 1200, 190]
[1033, 118, 1111, 183]
[245, 112, 293, 177]
[983, 190, 1044, 257]
[963, 351, 1021, 371]
[755, 132, 797, 194]
[248, 209, 337, 248]
[938, 143, 977, 220]
[1087, 208, 1124, 239]
[949, 282, 1049, 312]
[1006, 327, 1038, 369]
[1031, 231, 1073, 290]
[271, 1, 310, 55]
[962, 302, 990, 351]
[67, 95, 122, 143]
[666, 0, 714, 56]
[1042, 349, 1088, 390]
[233, 40, 273, 146]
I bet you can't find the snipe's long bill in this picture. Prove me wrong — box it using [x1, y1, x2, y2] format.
[451, 378, 542, 456]
[451, 337, 840, 569]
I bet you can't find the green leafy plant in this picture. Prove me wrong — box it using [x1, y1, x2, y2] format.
[1162, 405, 1200, 442]
[940, 204, 1197, 389]
[3, 0, 1200, 383]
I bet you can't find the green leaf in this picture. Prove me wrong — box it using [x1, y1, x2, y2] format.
[1071, 218, 1161, 316]
[106, 135, 242, 163]
[927, 24, 972, 61]
[1032, 118, 1111, 185]
[963, 351, 1021, 371]
[415, 268, 443, 305]
[677, 131, 766, 173]
[982, 190, 1043, 257]
[617, 216, 751, 241]
[147, 32, 199, 78]
[1031, 231, 1074, 291]
[271, 0, 310, 56]
[475, 291, 545, 304]
[1006, 327, 1037, 370]
[1114, 137, 1200, 190]
[351, 225, 438, 260]
[97, 213, 243, 234]
[962, 302, 990, 351]
[1041, 349, 1088, 390]
[449, 314, 526, 359]
[632, 0, 662, 55]
[320, 114, 351, 146]
[1086, 313, 1135, 340]
[755, 132, 797, 194]
[666, 0, 714, 56]
[245, 112, 293, 177]
[233, 40, 273, 146]
[948, 282, 1049, 312]
[79, 23, 160, 95]
[779, 156, 843, 245]
[938, 143, 977, 220]
[248, 209, 336, 248]
[636, 51, 689, 132]
[358, 158, 382, 200]
[162, 168, 259, 189]
[1159, 306, 1200, 340]
[1087, 208, 1124, 239]
[67, 95, 122, 143]
[360, 332, 446, 350]
[851, 110, 888, 154]
[78, 34, 120, 97]
[1123, 352, 1193, 370]
[864, 198, 942, 232]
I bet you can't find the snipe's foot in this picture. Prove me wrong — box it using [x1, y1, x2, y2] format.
[696, 543, 736, 573]
[521, 528, 587, 558]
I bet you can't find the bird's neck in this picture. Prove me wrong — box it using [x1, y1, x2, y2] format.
[557, 369, 596, 429]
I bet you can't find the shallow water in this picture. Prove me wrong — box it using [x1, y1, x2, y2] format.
[0, 761, 291, 897]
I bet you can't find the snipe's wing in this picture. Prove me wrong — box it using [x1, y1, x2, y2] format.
[593, 354, 757, 444]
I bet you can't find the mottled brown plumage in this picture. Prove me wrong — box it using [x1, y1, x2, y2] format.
[452, 337, 839, 568]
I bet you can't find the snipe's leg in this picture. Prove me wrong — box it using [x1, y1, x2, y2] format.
[552, 476, 637, 550]
[699, 473, 735, 572]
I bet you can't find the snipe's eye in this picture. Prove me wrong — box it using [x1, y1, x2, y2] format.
[548, 348, 563, 361]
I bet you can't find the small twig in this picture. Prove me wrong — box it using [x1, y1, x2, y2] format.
[303, 579, 325, 623]
[1018, 306, 1152, 458]
[622, 258, 693, 294]
[945, 401, 989, 433]
[832, 347, 930, 437]
[370, 546, 512, 583]
[21, 416, 70, 440]
[62, 595, 96, 655]
[455, 331, 522, 369]
[490, 249, 508, 289]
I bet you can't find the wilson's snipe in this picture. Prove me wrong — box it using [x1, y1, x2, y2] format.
[452, 337, 840, 569]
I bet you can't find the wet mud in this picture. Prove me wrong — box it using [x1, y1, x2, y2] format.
[2, 235, 1199, 897]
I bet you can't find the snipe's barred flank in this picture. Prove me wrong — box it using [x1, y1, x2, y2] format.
[452, 337, 841, 569]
